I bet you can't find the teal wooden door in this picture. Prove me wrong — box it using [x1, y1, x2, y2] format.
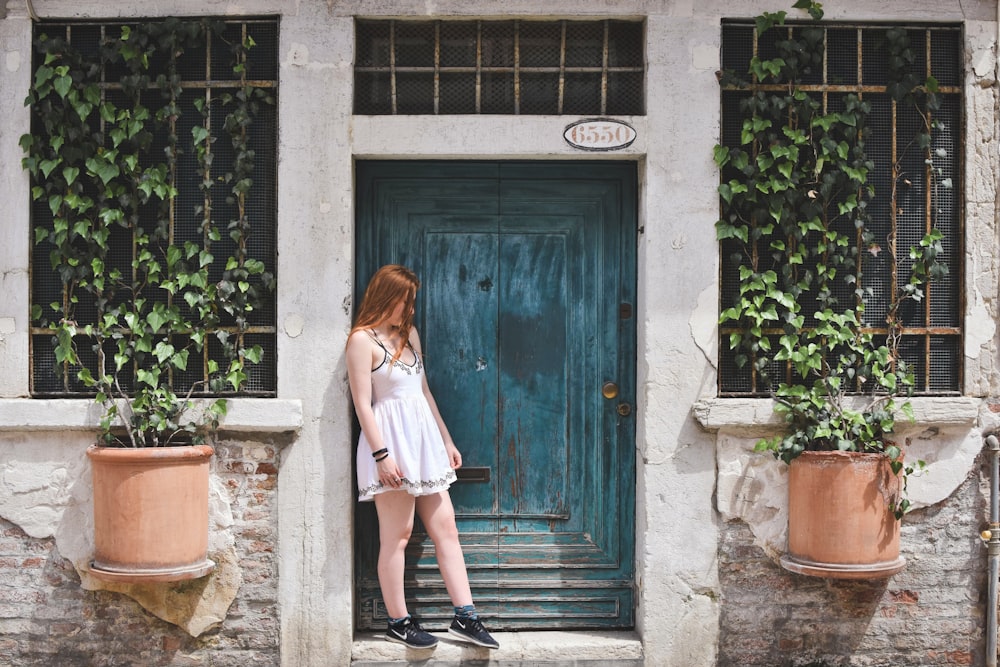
[354, 161, 636, 630]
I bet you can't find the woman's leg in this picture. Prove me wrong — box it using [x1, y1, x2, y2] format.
[373, 491, 417, 619]
[415, 491, 473, 607]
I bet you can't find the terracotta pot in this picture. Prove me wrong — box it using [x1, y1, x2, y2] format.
[87, 444, 216, 583]
[781, 450, 905, 579]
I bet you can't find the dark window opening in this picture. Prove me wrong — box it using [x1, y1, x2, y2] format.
[718, 22, 963, 396]
[27, 18, 279, 397]
[354, 19, 645, 115]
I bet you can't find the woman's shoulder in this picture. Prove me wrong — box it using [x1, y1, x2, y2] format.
[347, 328, 377, 348]
[407, 326, 423, 350]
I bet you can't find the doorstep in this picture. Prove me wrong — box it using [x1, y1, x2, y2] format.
[351, 630, 643, 666]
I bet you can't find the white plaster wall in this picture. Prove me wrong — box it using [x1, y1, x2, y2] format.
[0, 1, 997, 666]
[0, 5, 31, 397]
[272, 4, 357, 662]
[638, 7, 723, 664]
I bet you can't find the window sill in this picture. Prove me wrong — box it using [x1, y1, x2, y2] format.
[693, 396, 981, 430]
[0, 397, 302, 434]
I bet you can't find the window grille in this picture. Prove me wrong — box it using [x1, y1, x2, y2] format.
[718, 22, 962, 396]
[28, 18, 279, 397]
[354, 19, 645, 115]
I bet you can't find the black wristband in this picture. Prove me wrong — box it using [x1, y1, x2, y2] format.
[371, 448, 388, 458]
[374, 452, 389, 462]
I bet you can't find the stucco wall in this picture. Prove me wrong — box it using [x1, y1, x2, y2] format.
[0, 1, 997, 666]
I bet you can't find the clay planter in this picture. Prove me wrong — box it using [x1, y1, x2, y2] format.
[781, 450, 905, 579]
[86, 444, 216, 583]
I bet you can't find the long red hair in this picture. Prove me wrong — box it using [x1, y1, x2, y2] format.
[350, 265, 420, 364]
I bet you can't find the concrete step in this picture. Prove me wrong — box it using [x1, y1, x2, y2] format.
[351, 630, 643, 666]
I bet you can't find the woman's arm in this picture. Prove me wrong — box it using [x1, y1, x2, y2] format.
[410, 328, 462, 470]
[346, 330, 385, 453]
[347, 330, 405, 487]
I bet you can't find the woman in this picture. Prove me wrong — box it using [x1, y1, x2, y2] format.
[347, 264, 499, 650]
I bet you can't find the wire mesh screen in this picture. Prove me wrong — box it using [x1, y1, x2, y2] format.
[718, 22, 963, 396]
[354, 19, 645, 115]
[29, 18, 279, 397]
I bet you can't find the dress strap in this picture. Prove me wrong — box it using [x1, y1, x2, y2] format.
[367, 330, 391, 372]
[369, 329, 417, 364]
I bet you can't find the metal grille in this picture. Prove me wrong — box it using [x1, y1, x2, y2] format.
[718, 22, 963, 396]
[29, 18, 279, 397]
[354, 19, 645, 115]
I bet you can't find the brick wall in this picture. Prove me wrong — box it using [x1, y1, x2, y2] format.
[0, 439, 281, 667]
[719, 453, 990, 667]
[2, 434, 990, 666]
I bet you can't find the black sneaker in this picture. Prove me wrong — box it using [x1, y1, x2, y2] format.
[448, 615, 500, 649]
[385, 616, 438, 649]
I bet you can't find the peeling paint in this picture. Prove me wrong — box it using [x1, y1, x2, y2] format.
[972, 47, 995, 77]
[282, 42, 339, 70]
[690, 284, 719, 367]
[965, 291, 997, 359]
[284, 313, 305, 338]
[5, 50, 19, 72]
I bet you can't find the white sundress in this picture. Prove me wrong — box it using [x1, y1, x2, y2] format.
[356, 332, 457, 501]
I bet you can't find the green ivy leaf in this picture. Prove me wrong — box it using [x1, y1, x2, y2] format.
[718, 183, 733, 204]
[713, 144, 730, 167]
[146, 309, 168, 333]
[153, 341, 175, 363]
[209, 398, 228, 418]
[85, 156, 120, 185]
[244, 345, 263, 364]
[137, 368, 160, 388]
[62, 166, 80, 186]
[47, 194, 63, 217]
[39, 158, 61, 178]
[245, 258, 265, 274]
[53, 75, 73, 99]
[792, 0, 824, 19]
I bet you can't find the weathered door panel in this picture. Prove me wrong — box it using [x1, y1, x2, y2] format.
[424, 229, 500, 521]
[497, 229, 572, 521]
[355, 161, 636, 630]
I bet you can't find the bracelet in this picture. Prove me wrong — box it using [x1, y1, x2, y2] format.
[371, 448, 388, 459]
[374, 453, 389, 462]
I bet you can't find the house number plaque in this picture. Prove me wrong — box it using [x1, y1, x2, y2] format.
[563, 119, 637, 151]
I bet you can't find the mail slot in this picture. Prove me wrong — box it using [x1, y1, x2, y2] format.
[455, 467, 490, 483]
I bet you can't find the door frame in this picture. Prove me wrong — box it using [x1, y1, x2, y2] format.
[352, 159, 638, 630]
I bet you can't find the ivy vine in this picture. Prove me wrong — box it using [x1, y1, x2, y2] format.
[715, 3, 948, 515]
[21, 19, 275, 447]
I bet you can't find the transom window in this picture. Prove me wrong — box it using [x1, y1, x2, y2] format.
[354, 19, 645, 115]
[717, 22, 963, 396]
